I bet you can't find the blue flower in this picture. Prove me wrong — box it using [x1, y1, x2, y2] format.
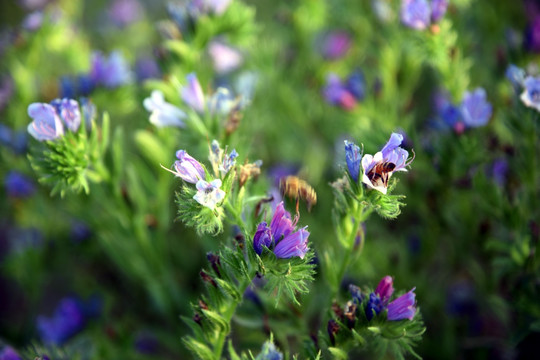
[255, 340, 283, 360]
[346, 70, 366, 101]
[193, 179, 226, 210]
[4, 171, 35, 198]
[460, 88, 492, 127]
[365, 292, 383, 321]
[219, 148, 238, 175]
[344, 140, 362, 182]
[401, 0, 431, 30]
[37, 298, 86, 345]
[505, 64, 526, 90]
[361, 133, 412, 194]
[387, 288, 417, 321]
[182, 73, 206, 113]
[90, 51, 132, 88]
[253, 202, 310, 259]
[520, 76, 540, 111]
[169, 150, 206, 184]
[50, 98, 81, 132]
[27, 103, 64, 141]
[143, 90, 186, 128]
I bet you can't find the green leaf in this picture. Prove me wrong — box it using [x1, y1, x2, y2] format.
[327, 347, 348, 360]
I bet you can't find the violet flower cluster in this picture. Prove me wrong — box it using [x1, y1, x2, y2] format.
[322, 71, 366, 111]
[345, 133, 413, 194]
[253, 202, 310, 259]
[434, 87, 493, 133]
[27, 98, 84, 141]
[360, 276, 417, 321]
[400, 0, 448, 30]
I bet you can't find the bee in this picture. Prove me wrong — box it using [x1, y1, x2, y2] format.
[366, 161, 396, 189]
[279, 176, 317, 213]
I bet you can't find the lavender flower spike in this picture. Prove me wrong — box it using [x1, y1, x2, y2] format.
[520, 76, 540, 111]
[344, 140, 362, 182]
[143, 90, 186, 128]
[401, 0, 431, 30]
[27, 103, 64, 141]
[193, 179, 226, 210]
[50, 98, 81, 132]
[460, 88, 493, 127]
[375, 276, 394, 305]
[182, 73, 205, 113]
[387, 288, 417, 321]
[171, 150, 206, 183]
[361, 133, 412, 194]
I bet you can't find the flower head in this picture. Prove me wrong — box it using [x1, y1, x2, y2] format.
[521, 76, 540, 111]
[37, 298, 86, 345]
[375, 276, 394, 305]
[344, 140, 362, 182]
[387, 288, 417, 320]
[208, 41, 243, 74]
[253, 202, 310, 259]
[173, 150, 206, 183]
[143, 90, 186, 128]
[460, 88, 492, 127]
[361, 133, 412, 194]
[50, 98, 81, 132]
[193, 179, 226, 210]
[182, 73, 205, 113]
[90, 51, 132, 88]
[401, 0, 431, 30]
[27, 103, 64, 141]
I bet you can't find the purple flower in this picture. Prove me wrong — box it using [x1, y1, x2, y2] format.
[520, 76, 540, 111]
[430, 0, 448, 23]
[27, 103, 64, 141]
[50, 98, 81, 132]
[349, 284, 363, 304]
[135, 56, 161, 82]
[208, 41, 243, 74]
[322, 73, 356, 110]
[253, 222, 273, 255]
[365, 292, 383, 321]
[387, 288, 416, 320]
[488, 159, 509, 187]
[524, 17, 540, 53]
[219, 148, 238, 175]
[346, 70, 366, 101]
[4, 171, 35, 198]
[344, 140, 362, 182]
[192, 0, 232, 15]
[460, 88, 492, 127]
[22, 11, 43, 31]
[401, 0, 431, 30]
[90, 51, 132, 88]
[253, 202, 310, 259]
[172, 150, 206, 183]
[0, 346, 22, 360]
[193, 179, 226, 209]
[320, 31, 351, 60]
[505, 64, 526, 89]
[108, 0, 141, 27]
[182, 73, 205, 113]
[361, 133, 412, 194]
[375, 276, 394, 305]
[134, 331, 159, 354]
[143, 90, 186, 128]
[37, 298, 86, 345]
[77, 74, 95, 96]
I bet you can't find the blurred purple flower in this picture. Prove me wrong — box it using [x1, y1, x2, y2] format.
[37, 298, 86, 345]
[346, 70, 366, 101]
[90, 51, 132, 88]
[4, 171, 35, 198]
[520, 76, 540, 111]
[320, 31, 351, 60]
[70, 221, 92, 243]
[208, 41, 243, 74]
[460, 88, 492, 127]
[267, 163, 298, 187]
[172, 150, 206, 183]
[0, 124, 27, 154]
[135, 56, 161, 82]
[193, 179, 225, 209]
[27, 103, 64, 141]
[401, 0, 431, 30]
[0, 346, 22, 360]
[134, 331, 159, 354]
[344, 140, 362, 182]
[182, 73, 205, 113]
[524, 17, 540, 53]
[50, 98, 81, 132]
[143, 90, 186, 128]
[361, 133, 412, 194]
[430, 0, 448, 23]
[322, 73, 357, 110]
[192, 0, 232, 16]
[22, 11, 43, 31]
[387, 288, 416, 320]
[59, 76, 76, 99]
[349, 284, 363, 304]
[487, 159, 509, 187]
[108, 0, 142, 27]
[505, 64, 526, 89]
[77, 74, 95, 96]
[18, 0, 49, 11]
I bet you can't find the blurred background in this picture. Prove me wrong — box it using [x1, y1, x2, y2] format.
[0, 0, 539, 359]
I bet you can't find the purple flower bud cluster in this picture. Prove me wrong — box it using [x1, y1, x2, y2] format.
[253, 202, 309, 259]
[400, 0, 448, 30]
[434, 88, 493, 133]
[322, 70, 366, 111]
